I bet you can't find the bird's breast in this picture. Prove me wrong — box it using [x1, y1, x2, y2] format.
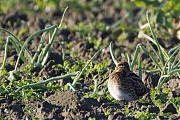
[108, 83, 134, 101]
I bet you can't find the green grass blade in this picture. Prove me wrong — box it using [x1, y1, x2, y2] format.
[157, 68, 180, 92]
[163, 46, 180, 73]
[168, 62, 171, 74]
[12, 39, 32, 62]
[15, 71, 78, 93]
[60, 42, 66, 62]
[41, 48, 50, 66]
[35, 27, 51, 66]
[157, 76, 169, 92]
[67, 83, 76, 91]
[146, 11, 166, 65]
[131, 44, 141, 70]
[0, 28, 20, 42]
[146, 67, 168, 73]
[168, 69, 180, 75]
[140, 45, 162, 71]
[10, 37, 27, 63]
[126, 53, 132, 70]
[146, 69, 161, 73]
[1, 36, 10, 69]
[88, 75, 98, 97]
[37, 44, 50, 65]
[147, 41, 168, 74]
[171, 45, 180, 69]
[58, 7, 68, 28]
[0, 28, 33, 60]
[148, 42, 162, 62]
[141, 33, 168, 60]
[173, 61, 180, 70]
[109, 41, 118, 65]
[49, 27, 53, 43]
[15, 24, 58, 70]
[32, 29, 48, 64]
[168, 44, 180, 55]
[36, 47, 46, 66]
[38, 7, 68, 66]
[72, 45, 106, 87]
[111, 12, 129, 29]
[93, 79, 98, 95]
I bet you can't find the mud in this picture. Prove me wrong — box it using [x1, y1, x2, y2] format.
[0, 1, 180, 119]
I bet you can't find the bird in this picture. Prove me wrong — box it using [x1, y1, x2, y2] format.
[108, 61, 149, 101]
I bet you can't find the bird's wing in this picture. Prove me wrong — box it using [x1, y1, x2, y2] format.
[127, 76, 149, 96]
[127, 71, 144, 83]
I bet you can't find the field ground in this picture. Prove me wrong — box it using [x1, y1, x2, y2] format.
[0, 0, 180, 119]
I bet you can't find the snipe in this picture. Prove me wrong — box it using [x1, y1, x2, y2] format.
[108, 62, 149, 101]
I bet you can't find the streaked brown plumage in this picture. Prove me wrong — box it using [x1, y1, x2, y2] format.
[108, 62, 149, 101]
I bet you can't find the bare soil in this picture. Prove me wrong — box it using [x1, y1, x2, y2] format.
[0, 1, 180, 120]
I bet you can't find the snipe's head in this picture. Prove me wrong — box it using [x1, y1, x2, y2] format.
[115, 62, 130, 73]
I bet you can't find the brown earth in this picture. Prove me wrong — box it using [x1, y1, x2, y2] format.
[0, 1, 180, 120]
